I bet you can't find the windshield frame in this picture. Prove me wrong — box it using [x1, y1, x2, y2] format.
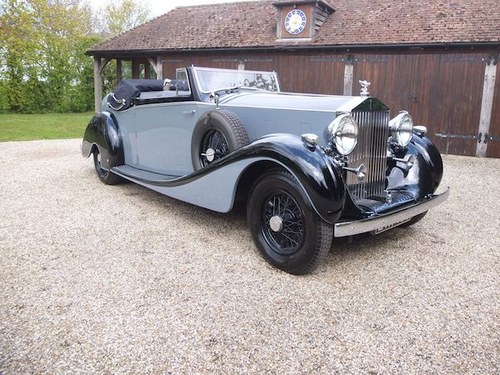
[192, 67, 281, 94]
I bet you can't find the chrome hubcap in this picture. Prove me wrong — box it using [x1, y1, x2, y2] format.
[200, 130, 229, 167]
[269, 215, 283, 232]
[262, 192, 305, 254]
[202, 148, 215, 162]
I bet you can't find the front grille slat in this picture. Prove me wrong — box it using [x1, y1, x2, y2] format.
[347, 110, 390, 201]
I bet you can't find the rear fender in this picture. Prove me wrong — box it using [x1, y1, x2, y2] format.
[81, 112, 124, 170]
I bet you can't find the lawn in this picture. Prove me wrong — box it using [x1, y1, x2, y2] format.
[0, 112, 93, 142]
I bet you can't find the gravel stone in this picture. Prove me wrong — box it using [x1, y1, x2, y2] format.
[0, 139, 499, 373]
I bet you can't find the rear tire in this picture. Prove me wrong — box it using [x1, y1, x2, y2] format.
[247, 169, 333, 275]
[93, 148, 123, 185]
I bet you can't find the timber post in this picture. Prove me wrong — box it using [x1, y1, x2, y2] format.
[343, 55, 354, 96]
[93, 56, 112, 113]
[147, 57, 164, 79]
[476, 55, 497, 157]
[93, 57, 103, 113]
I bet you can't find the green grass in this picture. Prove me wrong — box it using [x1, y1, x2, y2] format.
[0, 112, 94, 142]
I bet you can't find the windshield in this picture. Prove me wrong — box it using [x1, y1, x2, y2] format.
[193, 67, 280, 93]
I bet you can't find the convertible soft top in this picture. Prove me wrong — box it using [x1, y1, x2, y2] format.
[107, 79, 189, 111]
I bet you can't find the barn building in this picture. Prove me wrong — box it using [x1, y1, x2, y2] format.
[87, 0, 500, 157]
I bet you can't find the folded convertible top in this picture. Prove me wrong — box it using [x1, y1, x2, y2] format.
[107, 79, 189, 111]
[107, 79, 163, 111]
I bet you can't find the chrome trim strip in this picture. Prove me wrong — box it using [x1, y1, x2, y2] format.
[334, 188, 450, 237]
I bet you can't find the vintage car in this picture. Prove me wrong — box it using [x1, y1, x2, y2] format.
[82, 66, 449, 274]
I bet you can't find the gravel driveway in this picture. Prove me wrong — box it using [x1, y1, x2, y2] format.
[1, 139, 499, 373]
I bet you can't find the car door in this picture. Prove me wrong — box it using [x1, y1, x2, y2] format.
[135, 101, 199, 176]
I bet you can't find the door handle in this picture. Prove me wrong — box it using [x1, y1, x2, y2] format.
[183, 110, 196, 115]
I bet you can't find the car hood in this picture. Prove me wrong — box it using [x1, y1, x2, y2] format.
[219, 91, 385, 113]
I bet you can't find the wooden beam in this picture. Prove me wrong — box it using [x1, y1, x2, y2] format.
[116, 59, 122, 82]
[476, 56, 497, 157]
[93, 57, 103, 113]
[343, 57, 354, 96]
[156, 57, 163, 79]
[93, 57, 113, 112]
[132, 60, 140, 79]
[147, 57, 164, 79]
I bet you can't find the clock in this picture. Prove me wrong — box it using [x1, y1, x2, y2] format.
[284, 9, 307, 35]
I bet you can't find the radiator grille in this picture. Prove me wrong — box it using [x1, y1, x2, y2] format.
[347, 110, 390, 201]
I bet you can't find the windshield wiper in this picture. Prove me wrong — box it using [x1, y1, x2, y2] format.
[209, 86, 269, 105]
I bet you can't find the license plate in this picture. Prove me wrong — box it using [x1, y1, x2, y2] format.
[372, 217, 411, 235]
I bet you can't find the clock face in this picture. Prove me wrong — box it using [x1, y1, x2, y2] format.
[284, 9, 307, 35]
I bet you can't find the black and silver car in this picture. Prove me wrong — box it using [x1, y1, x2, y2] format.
[82, 66, 449, 274]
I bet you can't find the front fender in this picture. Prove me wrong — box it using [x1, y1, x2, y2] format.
[239, 134, 346, 224]
[387, 131, 444, 198]
[409, 132, 444, 193]
[81, 112, 124, 170]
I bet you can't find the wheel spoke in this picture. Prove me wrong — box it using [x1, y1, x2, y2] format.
[201, 130, 229, 166]
[211, 132, 222, 149]
[262, 191, 304, 254]
[278, 231, 300, 247]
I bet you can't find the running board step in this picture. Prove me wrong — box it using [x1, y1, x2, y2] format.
[112, 165, 181, 183]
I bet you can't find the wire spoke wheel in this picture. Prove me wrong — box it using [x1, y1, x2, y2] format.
[92, 148, 123, 185]
[200, 129, 229, 167]
[191, 109, 249, 170]
[93, 148, 108, 179]
[247, 169, 333, 275]
[263, 192, 305, 254]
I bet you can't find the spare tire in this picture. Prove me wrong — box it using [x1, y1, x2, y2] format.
[191, 109, 249, 170]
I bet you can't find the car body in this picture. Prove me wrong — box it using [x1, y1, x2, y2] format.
[82, 66, 449, 274]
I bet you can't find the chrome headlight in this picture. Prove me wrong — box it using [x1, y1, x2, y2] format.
[389, 111, 413, 147]
[325, 114, 358, 155]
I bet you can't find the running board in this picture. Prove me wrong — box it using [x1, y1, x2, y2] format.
[112, 165, 181, 183]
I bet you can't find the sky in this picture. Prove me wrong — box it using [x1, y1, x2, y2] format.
[88, 0, 260, 17]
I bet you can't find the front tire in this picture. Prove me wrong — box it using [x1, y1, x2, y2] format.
[247, 170, 333, 275]
[93, 148, 123, 185]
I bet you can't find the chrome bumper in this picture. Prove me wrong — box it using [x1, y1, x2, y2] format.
[334, 188, 450, 237]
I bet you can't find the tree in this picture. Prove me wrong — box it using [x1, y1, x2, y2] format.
[0, 0, 100, 113]
[0, 0, 153, 113]
[0, 0, 41, 111]
[102, 0, 151, 37]
[97, 0, 153, 95]
[0, 0, 98, 112]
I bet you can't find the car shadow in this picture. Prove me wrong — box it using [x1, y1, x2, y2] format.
[113, 180, 418, 273]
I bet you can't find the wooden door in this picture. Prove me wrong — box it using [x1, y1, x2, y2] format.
[352, 52, 487, 156]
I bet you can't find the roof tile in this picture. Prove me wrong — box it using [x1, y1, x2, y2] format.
[88, 0, 500, 54]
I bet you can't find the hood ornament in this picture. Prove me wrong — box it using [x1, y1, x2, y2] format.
[359, 80, 371, 96]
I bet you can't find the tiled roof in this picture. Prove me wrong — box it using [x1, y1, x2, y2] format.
[88, 0, 500, 55]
